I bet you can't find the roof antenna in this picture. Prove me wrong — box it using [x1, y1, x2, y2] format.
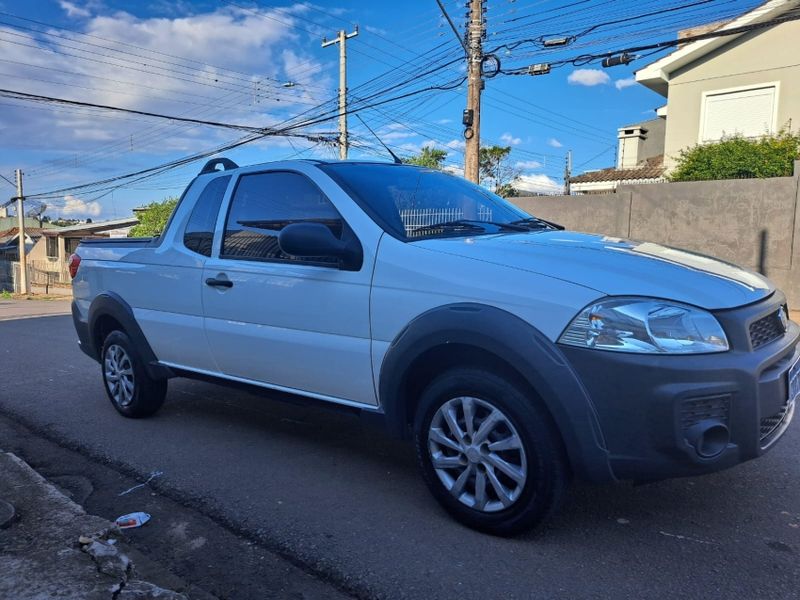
[355, 114, 402, 164]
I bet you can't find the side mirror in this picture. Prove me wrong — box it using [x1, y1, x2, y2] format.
[278, 222, 362, 270]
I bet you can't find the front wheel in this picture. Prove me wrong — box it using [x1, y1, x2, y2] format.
[414, 367, 569, 536]
[101, 330, 167, 418]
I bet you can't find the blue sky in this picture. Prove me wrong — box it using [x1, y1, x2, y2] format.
[0, 0, 763, 219]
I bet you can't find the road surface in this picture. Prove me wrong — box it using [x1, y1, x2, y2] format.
[1, 314, 798, 599]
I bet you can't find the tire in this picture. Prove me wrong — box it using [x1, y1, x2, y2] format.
[414, 367, 569, 536]
[101, 330, 167, 418]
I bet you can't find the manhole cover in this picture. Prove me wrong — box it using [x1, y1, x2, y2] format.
[0, 499, 15, 529]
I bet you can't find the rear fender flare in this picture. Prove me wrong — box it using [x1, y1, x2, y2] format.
[87, 292, 171, 380]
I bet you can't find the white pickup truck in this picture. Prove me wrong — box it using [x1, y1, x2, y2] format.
[70, 158, 799, 535]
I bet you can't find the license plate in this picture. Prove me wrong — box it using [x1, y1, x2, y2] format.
[788, 357, 800, 404]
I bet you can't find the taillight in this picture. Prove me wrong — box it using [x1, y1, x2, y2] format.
[68, 253, 81, 279]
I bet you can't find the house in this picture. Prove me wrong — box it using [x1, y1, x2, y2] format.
[28, 217, 139, 266]
[569, 117, 667, 194]
[0, 227, 47, 260]
[636, 0, 800, 169]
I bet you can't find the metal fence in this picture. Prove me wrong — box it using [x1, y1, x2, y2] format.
[0, 260, 11, 293]
[399, 206, 493, 235]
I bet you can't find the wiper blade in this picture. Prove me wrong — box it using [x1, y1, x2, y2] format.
[412, 219, 528, 235]
[508, 217, 565, 230]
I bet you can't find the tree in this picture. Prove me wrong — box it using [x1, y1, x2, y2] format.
[479, 145, 521, 197]
[129, 197, 178, 237]
[670, 129, 800, 182]
[403, 147, 448, 170]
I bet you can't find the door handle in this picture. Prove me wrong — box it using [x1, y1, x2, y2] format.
[205, 277, 233, 289]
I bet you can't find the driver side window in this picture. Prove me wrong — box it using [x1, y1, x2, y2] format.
[221, 171, 343, 265]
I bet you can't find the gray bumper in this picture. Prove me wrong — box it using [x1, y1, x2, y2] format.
[560, 293, 799, 482]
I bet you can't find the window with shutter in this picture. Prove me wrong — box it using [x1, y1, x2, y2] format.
[700, 85, 777, 143]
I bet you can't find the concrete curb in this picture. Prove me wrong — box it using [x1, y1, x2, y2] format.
[0, 452, 198, 599]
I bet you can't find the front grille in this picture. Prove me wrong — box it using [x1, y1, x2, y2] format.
[760, 399, 794, 447]
[681, 394, 730, 430]
[749, 310, 785, 349]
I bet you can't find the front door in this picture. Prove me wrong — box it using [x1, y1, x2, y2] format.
[201, 168, 377, 406]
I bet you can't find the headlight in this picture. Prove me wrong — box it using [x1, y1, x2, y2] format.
[559, 298, 729, 354]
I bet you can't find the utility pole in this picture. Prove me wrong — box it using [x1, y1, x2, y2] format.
[463, 0, 486, 183]
[564, 150, 572, 195]
[322, 27, 358, 160]
[15, 169, 28, 295]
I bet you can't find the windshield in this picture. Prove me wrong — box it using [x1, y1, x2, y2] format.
[319, 163, 537, 240]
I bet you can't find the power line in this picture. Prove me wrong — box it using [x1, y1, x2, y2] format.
[499, 11, 800, 74]
[0, 173, 15, 188]
[20, 73, 467, 200]
[0, 88, 337, 140]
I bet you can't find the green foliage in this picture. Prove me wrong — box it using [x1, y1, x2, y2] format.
[479, 145, 520, 197]
[670, 130, 800, 182]
[129, 197, 178, 237]
[403, 147, 448, 169]
[1, 290, 11, 300]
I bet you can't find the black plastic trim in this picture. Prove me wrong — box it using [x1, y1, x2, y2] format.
[199, 157, 238, 174]
[86, 292, 172, 380]
[71, 301, 94, 360]
[377, 302, 614, 483]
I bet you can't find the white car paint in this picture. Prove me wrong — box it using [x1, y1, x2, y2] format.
[73, 160, 775, 411]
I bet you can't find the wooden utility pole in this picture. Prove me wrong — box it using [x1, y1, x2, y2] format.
[15, 169, 28, 295]
[322, 27, 358, 160]
[464, 0, 486, 183]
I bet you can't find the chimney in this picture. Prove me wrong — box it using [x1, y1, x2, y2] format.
[617, 125, 648, 169]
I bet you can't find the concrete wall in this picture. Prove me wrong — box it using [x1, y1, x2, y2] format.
[664, 19, 800, 169]
[509, 165, 800, 306]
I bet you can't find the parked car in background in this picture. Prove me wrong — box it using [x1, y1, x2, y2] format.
[69, 158, 799, 535]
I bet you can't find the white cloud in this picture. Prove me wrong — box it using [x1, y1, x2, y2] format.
[515, 160, 542, 170]
[615, 77, 637, 90]
[364, 24, 388, 36]
[548, 138, 563, 148]
[567, 69, 610, 87]
[436, 118, 453, 125]
[500, 132, 522, 146]
[59, 1, 91, 18]
[0, 5, 332, 184]
[515, 174, 563, 194]
[444, 139, 465, 151]
[62, 195, 102, 218]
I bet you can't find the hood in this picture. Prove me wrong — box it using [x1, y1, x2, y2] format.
[415, 231, 773, 310]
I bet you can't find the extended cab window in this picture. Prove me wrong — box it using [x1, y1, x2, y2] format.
[183, 175, 231, 256]
[221, 171, 343, 265]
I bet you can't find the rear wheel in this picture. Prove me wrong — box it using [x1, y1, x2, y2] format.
[414, 367, 568, 536]
[101, 330, 166, 418]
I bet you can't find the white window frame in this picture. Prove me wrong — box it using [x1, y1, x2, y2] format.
[697, 82, 780, 144]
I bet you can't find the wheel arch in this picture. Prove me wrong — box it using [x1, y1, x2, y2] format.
[87, 292, 171, 380]
[377, 302, 615, 483]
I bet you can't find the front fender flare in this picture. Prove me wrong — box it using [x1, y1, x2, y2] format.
[377, 303, 614, 483]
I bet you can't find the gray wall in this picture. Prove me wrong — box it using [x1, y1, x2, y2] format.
[510, 163, 800, 306]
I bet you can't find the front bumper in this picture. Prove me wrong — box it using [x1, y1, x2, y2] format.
[561, 293, 799, 481]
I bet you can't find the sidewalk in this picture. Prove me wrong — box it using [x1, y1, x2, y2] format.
[0, 451, 199, 599]
[0, 297, 72, 321]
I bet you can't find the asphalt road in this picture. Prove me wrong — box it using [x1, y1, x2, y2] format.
[1, 315, 799, 599]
